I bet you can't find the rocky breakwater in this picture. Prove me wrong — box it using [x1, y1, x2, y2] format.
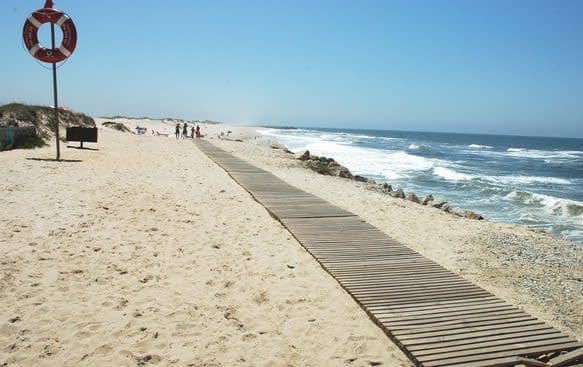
[297, 150, 354, 178]
[295, 149, 484, 221]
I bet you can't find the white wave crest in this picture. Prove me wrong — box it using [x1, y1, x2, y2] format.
[433, 167, 475, 181]
[505, 191, 583, 219]
[468, 144, 493, 149]
[506, 148, 583, 160]
[408, 144, 420, 150]
[487, 176, 571, 185]
[432, 168, 571, 186]
[260, 128, 440, 180]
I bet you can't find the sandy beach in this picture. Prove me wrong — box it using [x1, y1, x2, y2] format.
[0, 120, 412, 366]
[1, 118, 581, 366]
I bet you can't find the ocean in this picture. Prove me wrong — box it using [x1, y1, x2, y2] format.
[259, 127, 583, 243]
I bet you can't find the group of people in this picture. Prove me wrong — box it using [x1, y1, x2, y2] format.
[175, 123, 201, 139]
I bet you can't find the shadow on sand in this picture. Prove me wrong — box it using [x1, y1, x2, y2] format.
[66, 145, 100, 151]
[26, 158, 83, 163]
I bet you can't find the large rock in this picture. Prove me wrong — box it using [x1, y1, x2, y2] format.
[306, 160, 334, 175]
[449, 208, 484, 219]
[407, 193, 421, 204]
[381, 183, 392, 193]
[464, 210, 484, 220]
[390, 189, 405, 199]
[338, 167, 353, 179]
[431, 200, 448, 209]
[422, 194, 434, 205]
[297, 150, 310, 161]
[353, 175, 368, 182]
[298, 152, 356, 180]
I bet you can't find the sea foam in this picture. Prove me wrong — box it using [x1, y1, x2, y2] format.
[433, 167, 475, 182]
[505, 191, 583, 219]
[259, 127, 582, 241]
[468, 144, 493, 149]
[506, 148, 583, 160]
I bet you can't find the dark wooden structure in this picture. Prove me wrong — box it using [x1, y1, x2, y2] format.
[195, 140, 583, 367]
[65, 126, 97, 148]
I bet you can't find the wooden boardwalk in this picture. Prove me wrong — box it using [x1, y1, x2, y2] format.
[196, 140, 583, 367]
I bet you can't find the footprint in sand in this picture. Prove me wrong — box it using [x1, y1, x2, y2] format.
[114, 298, 128, 310]
[224, 307, 244, 330]
[253, 291, 269, 305]
[139, 275, 153, 284]
[120, 351, 162, 366]
[242, 333, 257, 341]
[93, 344, 113, 355]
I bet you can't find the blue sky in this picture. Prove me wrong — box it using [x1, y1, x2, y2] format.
[2, 0, 582, 137]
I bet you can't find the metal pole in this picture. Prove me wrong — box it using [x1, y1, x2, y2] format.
[51, 22, 61, 160]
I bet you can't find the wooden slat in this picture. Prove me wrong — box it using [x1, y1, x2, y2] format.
[364, 296, 501, 311]
[548, 348, 583, 366]
[422, 341, 582, 366]
[196, 140, 583, 367]
[420, 337, 577, 363]
[384, 310, 528, 329]
[400, 324, 558, 346]
[408, 330, 564, 352]
[414, 333, 574, 356]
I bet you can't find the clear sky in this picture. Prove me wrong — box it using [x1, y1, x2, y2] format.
[2, 0, 582, 137]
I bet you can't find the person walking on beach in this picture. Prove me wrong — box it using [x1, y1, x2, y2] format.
[182, 123, 188, 139]
[191, 126, 195, 139]
[195, 124, 201, 138]
[175, 123, 180, 139]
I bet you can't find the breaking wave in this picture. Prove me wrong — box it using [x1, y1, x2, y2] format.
[433, 167, 474, 181]
[258, 127, 583, 242]
[505, 191, 583, 219]
[468, 144, 493, 149]
[506, 148, 583, 160]
[432, 167, 571, 186]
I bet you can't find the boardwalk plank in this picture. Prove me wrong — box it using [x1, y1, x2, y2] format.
[414, 333, 575, 357]
[422, 341, 581, 366]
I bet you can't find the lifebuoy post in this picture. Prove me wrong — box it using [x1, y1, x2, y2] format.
[50, 13, 61, 160]
[23, 0, 78, 160]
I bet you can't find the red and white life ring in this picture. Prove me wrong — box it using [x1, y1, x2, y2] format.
[22, 6, 77, 64]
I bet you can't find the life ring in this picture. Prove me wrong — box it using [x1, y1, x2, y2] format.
[22, 7, 77, 63]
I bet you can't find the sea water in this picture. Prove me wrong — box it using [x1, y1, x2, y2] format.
[260, 127, 583, 243]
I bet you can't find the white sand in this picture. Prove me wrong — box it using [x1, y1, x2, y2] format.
[0, 120, 411, 366]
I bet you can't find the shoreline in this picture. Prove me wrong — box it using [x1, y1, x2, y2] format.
[256, 127, 583, 245]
